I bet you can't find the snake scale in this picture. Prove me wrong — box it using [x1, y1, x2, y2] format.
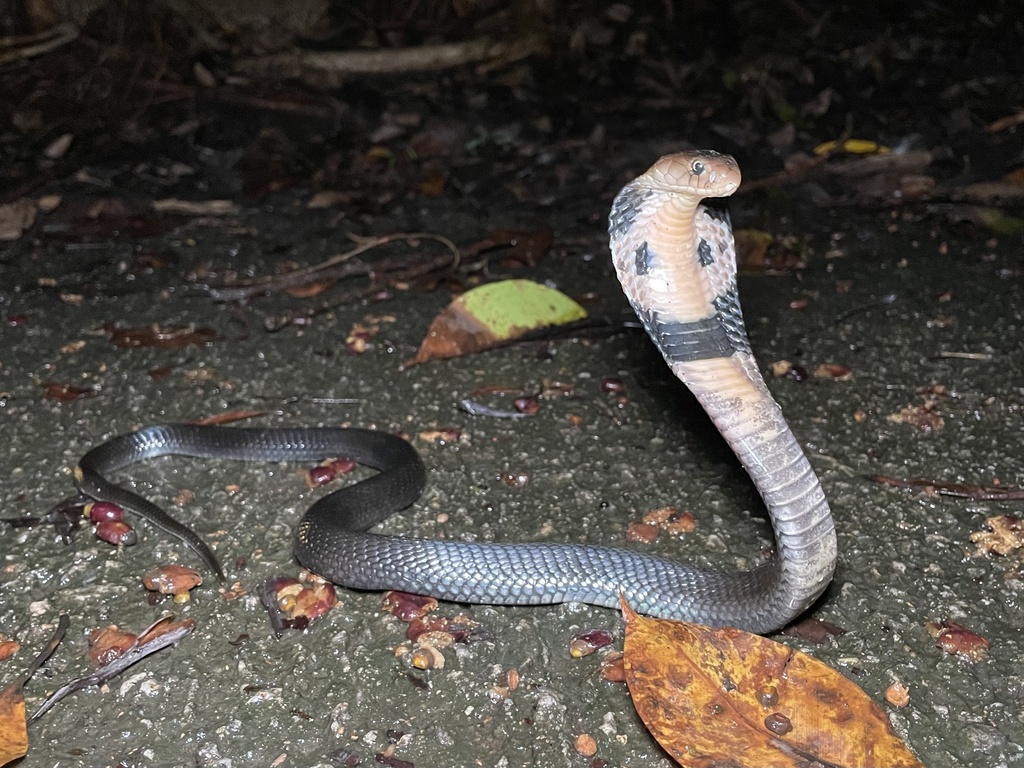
[67, 150, 836, 633]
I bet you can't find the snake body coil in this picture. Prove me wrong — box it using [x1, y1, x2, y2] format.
[70, 151, 836, 633]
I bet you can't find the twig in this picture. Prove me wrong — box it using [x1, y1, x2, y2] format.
[867, 474, 1024, 501]
[0, 23, 78, 67]
[235, 36, 541, 79]
[30, 615, 194, 722]
[207, 232, 460, 302]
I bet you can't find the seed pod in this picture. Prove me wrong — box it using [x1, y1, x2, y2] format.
[143, 565, 203, 596]
[306, 465, 336, 487]
[570, 629, 614, 658]
[95, 519, 138, 546]
[410, 645, 445, 669]
[86, 501, 124, 522]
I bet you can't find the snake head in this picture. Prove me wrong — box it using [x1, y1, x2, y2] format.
[642, 150, 741, 198]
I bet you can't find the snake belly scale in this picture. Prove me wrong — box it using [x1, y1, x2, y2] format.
[68, 150, 837, 634]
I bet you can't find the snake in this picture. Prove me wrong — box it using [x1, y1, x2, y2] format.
[66, 150, 836, 634]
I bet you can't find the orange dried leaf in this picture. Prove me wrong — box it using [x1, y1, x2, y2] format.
[621, 604, 924, 768]
[0, 681, 28, 765]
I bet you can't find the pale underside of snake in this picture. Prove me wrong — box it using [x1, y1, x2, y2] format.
[66, 150, 837, 634]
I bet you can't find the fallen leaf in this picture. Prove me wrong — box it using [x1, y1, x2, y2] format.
[48, 211, 189, 241]
[734, 229, 806, 273]
[0, 681, 27, 765]
[40, 382, 97, 402]
[105, 323, 219, 349]
[968, 207, 1024, 235]
[622, 603, 924, 768]
[0, 615, 69, 765]
[462, 227, 554, 268]
[415, 167, 447, 197]
[407, 279, 586, 366]
[779, 618, 846, 645]
[31, 615, 193, 721]
[86, 626, 137, 665]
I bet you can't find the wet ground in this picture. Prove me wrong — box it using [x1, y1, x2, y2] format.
[2, 2, 1023, 767]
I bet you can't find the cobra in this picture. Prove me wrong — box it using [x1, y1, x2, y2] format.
[67, 150, 836, 634]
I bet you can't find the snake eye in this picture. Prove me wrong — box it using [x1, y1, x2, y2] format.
[691, 160, 705, 176]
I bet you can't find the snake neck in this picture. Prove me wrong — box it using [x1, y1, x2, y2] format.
[610, 180, 837, 623]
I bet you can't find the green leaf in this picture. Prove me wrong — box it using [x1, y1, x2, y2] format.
[407, 279, 587, 366]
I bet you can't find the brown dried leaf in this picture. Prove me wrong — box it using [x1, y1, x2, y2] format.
[31, 616, 193, 722]
[86, 626, 137, 666]
[41, 382, 97, 402]
[106, 323, 219, 349]
[779, 617, 847, 645]
[51, 212, 189, 242]
[622, 603, 924, 768]
[734, 229, 806, 273]
[463, 227, 554, 268]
